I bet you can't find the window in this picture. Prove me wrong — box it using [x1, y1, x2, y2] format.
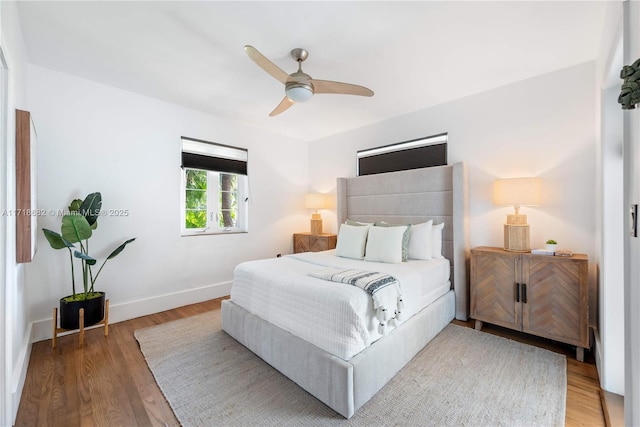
[356, 133, 448, 176]
[181, 137, 248, 235]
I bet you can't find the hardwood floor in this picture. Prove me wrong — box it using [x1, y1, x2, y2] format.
[16, 298, 605, 426]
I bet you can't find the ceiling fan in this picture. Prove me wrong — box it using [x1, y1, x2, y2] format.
[244, 45, 374, 117]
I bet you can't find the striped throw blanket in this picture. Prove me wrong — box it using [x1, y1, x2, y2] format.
[309, 268, 404, 334]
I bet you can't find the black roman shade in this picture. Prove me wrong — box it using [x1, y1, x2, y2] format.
[181, 137, 248, 175]
[357, 134, 447, 176]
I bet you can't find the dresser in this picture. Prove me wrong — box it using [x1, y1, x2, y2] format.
[293, 233, 337, 253]
[470, 246, 589, 361]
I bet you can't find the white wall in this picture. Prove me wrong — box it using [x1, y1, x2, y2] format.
[25, 65, 309, 341]
[0, 1, 31, 424]
[596, 0, 625, 397]
[310, 62, 597, 316]
[600, 83, 625, 396]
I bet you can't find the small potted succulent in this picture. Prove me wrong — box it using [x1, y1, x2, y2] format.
[43, 192, 135, 330]
[546, 239, 558, 253]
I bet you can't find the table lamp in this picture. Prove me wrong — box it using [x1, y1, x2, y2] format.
[493, 177, 542, 252]
[304, 193, 326, 234]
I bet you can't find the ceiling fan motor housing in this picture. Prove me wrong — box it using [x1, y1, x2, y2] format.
[285, 70, 314, 102]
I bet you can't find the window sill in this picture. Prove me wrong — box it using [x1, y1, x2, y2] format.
[181, 229, 247, 237]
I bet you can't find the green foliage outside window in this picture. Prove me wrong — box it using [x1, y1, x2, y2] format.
[219, 174, 237, 228]
[185, 169, 207, 229]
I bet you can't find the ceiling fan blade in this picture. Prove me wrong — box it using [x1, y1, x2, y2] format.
[244, 45, 289, 84]
[269, 96, 295, 117]
[311, 80, 374, 97]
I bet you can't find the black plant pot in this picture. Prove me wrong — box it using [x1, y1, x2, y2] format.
[59, 292, 105, 330]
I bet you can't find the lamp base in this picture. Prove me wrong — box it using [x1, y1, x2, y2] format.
[310, 213, 323, 234]
[503, 224, 530, 252]
[506, 213, 527, 225]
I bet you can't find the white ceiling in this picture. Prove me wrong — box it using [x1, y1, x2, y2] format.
[17, 1, 607, 142]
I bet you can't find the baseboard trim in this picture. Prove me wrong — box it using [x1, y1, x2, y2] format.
[594, 327, 603, 387]
[30, 281, 233, 343]
[593, 327, 625, 426]
[600, 389, 624, 427]
[11, 322, 32, 424]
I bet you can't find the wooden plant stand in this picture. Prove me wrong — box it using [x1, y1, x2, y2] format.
[52, 299, 110, 348]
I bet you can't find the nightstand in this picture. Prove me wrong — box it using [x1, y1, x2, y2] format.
[293, 233, 337, 253]
[470, 246, 589, 361]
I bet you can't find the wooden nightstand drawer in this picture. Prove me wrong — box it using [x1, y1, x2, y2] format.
[293, 233, 337, 253]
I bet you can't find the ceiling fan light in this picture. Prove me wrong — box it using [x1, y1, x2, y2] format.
[285, 84, 313, 103]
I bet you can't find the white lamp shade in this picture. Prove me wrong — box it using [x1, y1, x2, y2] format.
[493, 177, 542, 207]
[304, 193, 326, 210]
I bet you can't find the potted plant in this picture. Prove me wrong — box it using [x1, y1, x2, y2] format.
[43, 192, 135, 330]
[546, 239, 558, 253]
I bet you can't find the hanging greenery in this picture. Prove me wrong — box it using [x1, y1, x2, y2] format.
[619, 58, 640, 110]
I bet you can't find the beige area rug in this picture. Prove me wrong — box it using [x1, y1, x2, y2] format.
[135, 310, 567, 426]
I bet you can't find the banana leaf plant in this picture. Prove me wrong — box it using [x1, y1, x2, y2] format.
[43, 192, 136, 302]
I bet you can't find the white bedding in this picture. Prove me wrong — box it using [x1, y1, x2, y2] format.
[229, 250, 450, 360]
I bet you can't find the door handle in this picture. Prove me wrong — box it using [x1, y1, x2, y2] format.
[515, 283, 520, 303]
[522, 283, 527, 304]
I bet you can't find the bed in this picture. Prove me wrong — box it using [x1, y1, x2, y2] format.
[221, 162, 469, 418]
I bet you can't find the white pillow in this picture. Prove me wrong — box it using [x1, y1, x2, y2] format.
[431, 222, 445, 259]
[375, 221, 411, 261]
[364, 225, 408, 264]
[335, 224, 370, 260]
[408, 220, 433, 260]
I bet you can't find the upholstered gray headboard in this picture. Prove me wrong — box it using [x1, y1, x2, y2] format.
[336, 162, 469, 320]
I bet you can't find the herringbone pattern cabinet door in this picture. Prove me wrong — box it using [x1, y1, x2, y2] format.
[310, 235, 337, 252]
[294, 233, 337, 253]
[522, 257, 588, 346]
[471, 249, 520, 330]
[293, 234, 310, 253]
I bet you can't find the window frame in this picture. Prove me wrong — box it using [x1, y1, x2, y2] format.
[356, 133, 448, 176]
[180, 137, 249, 236]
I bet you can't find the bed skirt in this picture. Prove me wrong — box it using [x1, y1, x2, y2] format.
[221, 289, 455, 418]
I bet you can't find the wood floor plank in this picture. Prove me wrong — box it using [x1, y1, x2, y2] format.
[17, 341, 52, 426]
[15, 298, 605, 426]
[111, 321, 177, 427]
